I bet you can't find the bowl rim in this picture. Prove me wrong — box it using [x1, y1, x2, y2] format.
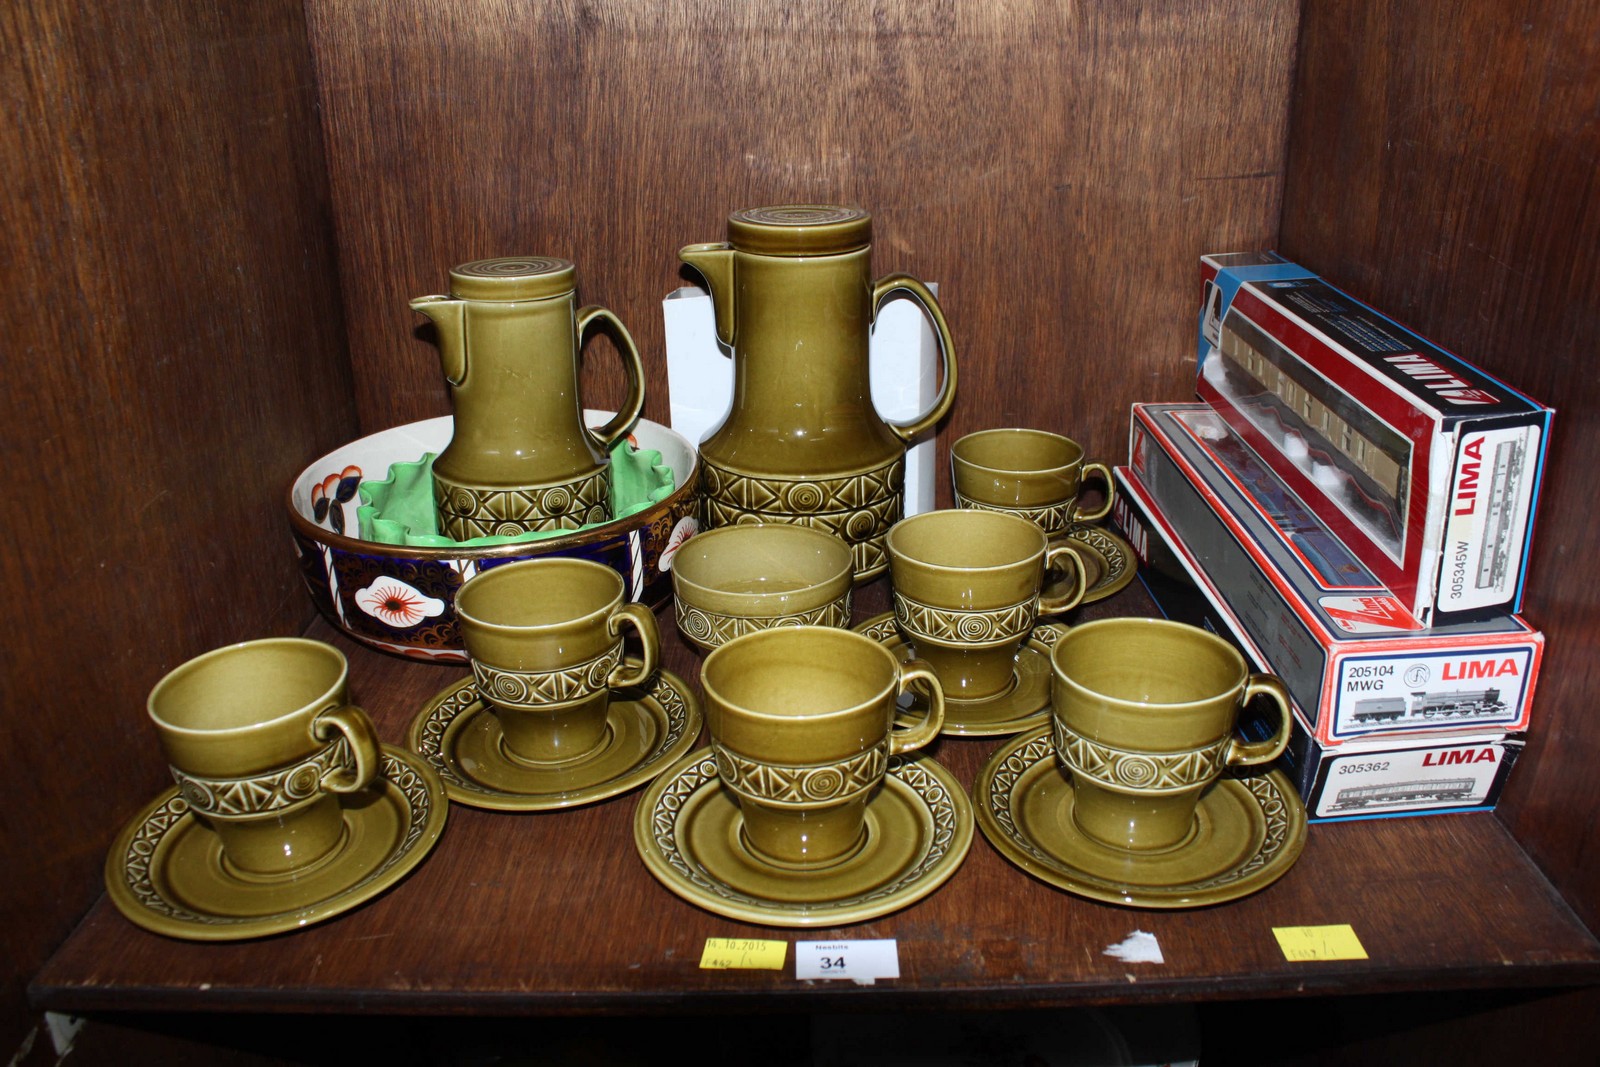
[671, 523, 854, 608]
[285, 413, 698, 561]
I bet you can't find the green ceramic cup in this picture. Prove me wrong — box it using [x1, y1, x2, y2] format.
[701, 626, 945, 868]
[455, 558, 659, 764]
[886, 508, 1087, 701]
[671, 524, 854, 650]
[146, 638, 381, 877]
[1049, 617, 1292, 851]
[951, 428, 1115, 532]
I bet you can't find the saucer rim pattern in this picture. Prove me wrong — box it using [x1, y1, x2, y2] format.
[105, 745, 447, 941]
[853, 612, 1065, 737]
[407, 665, 702, 811]
[633, 748, 973, 927]
[973, 727, 1307, 908]
[1060, 523, 1136, 604]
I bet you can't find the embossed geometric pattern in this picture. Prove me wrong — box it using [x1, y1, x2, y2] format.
[121, 752, 435, 926]
[170, 736, 354, 816]
[1188, 774, 1293, 888]
[712, 742, 888, 804]
[1068, 524, 1129, 584]
[699, 455, 903, 514]
[701, 493, 902, 541]
[979, 732, 1302, 902]
[676, 595, 852, 647]
[470, 642, 623, 708]
[893, 592, 1037, 646]
[1052, 720, 1229, 792]
[701, 494, 901, 578]
[433, 468, 610, 539]
[414, 670, 693, 800]
[646, 753, 963, 909]
[953, 492, 1072, 533]
[984, 733, 1059, 855]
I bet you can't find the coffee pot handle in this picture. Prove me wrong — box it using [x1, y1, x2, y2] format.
[872, 274, 958, 442]
[312, 704, 382, 794]
[576, 304, 647, 453]
[1225, 674, 1294, 768]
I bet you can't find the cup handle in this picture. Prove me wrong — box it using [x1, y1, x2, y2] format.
[605, 602, 660, 689]
[1224, 673, 1294, 767]
[1037, 541, 1089, 615]
[576, 304, 647, 453]
[889, 658, 946, 756]
[871, 274, 958, 442]
[1068, 461, 1116, 524]
[312, 704, 382, 794]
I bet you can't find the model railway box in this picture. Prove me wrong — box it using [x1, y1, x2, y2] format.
[1123, 403, 1541, 746]
[1197, 252, 1553, 625]
[1114, 463, 1523, 821]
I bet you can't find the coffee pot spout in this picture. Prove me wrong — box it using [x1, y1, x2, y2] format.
[410, 295, 467, 384]
[678, 242, 735, 347]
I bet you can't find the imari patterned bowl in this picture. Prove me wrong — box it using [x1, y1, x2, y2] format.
[671, 524, 854, 650]
[287, 413, 699, 664]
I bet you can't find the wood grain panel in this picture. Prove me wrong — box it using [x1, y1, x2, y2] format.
[1280, 0, 1600, 926]
[305, 0, 1298, 486]
[0, 0, 350, 1053]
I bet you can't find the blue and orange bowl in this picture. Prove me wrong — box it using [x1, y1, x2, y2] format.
[286, 413, 699, 664]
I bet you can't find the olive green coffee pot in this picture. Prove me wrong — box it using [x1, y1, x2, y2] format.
[412, 256, 645, 540]
[680, 206, 957, 579]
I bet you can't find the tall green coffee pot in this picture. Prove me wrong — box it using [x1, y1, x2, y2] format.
[680, 206, 957, 579]
[411, 257, 645, 540]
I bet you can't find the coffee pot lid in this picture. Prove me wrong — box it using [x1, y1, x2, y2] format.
[447, 257, 576, 300]
[726, 206, 872, 256]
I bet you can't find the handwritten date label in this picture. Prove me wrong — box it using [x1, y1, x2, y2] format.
[699, 938, 787, 970]
[1273, 925, 1369, 962]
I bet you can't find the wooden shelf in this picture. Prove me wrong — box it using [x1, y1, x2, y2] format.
[32, 581, 1600, 1017]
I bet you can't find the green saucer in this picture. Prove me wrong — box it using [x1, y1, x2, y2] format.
[634, 749, 972, 927]
[407, 665, 701, 811]
[974, 728, 1307, 908]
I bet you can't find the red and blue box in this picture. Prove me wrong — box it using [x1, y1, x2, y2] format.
[1122, 402, 1541, 747]
[1198, 253, 1553, 625]
[1113, 417, 1526, 820]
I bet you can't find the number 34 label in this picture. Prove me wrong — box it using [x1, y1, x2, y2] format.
[795, 940, 900, 984]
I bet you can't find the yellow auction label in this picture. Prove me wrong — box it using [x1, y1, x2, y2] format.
[1273, 924, 1369, 962]
[699, 938, 787, 970]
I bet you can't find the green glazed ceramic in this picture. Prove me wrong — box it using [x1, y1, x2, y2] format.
[700, 626, 944, 868]
[634, 749, 972, 927]
[412, 257, 645, 538]
[1049, 617, 1292, 851]
[973, 728, 1306, 908]
[856, 612, 1068, 737]
[455, 558, 659, 764]
[951, 428, 1115, 530]
[145, 638, 382, 878]
[672, 524, 854, 650]
[682, 206, 957, 580]
[407, 665, 701, 811]
[885, 509, 1087, 702]
[105, 746, 446, 940]
[1053, 523, 1137, 605]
